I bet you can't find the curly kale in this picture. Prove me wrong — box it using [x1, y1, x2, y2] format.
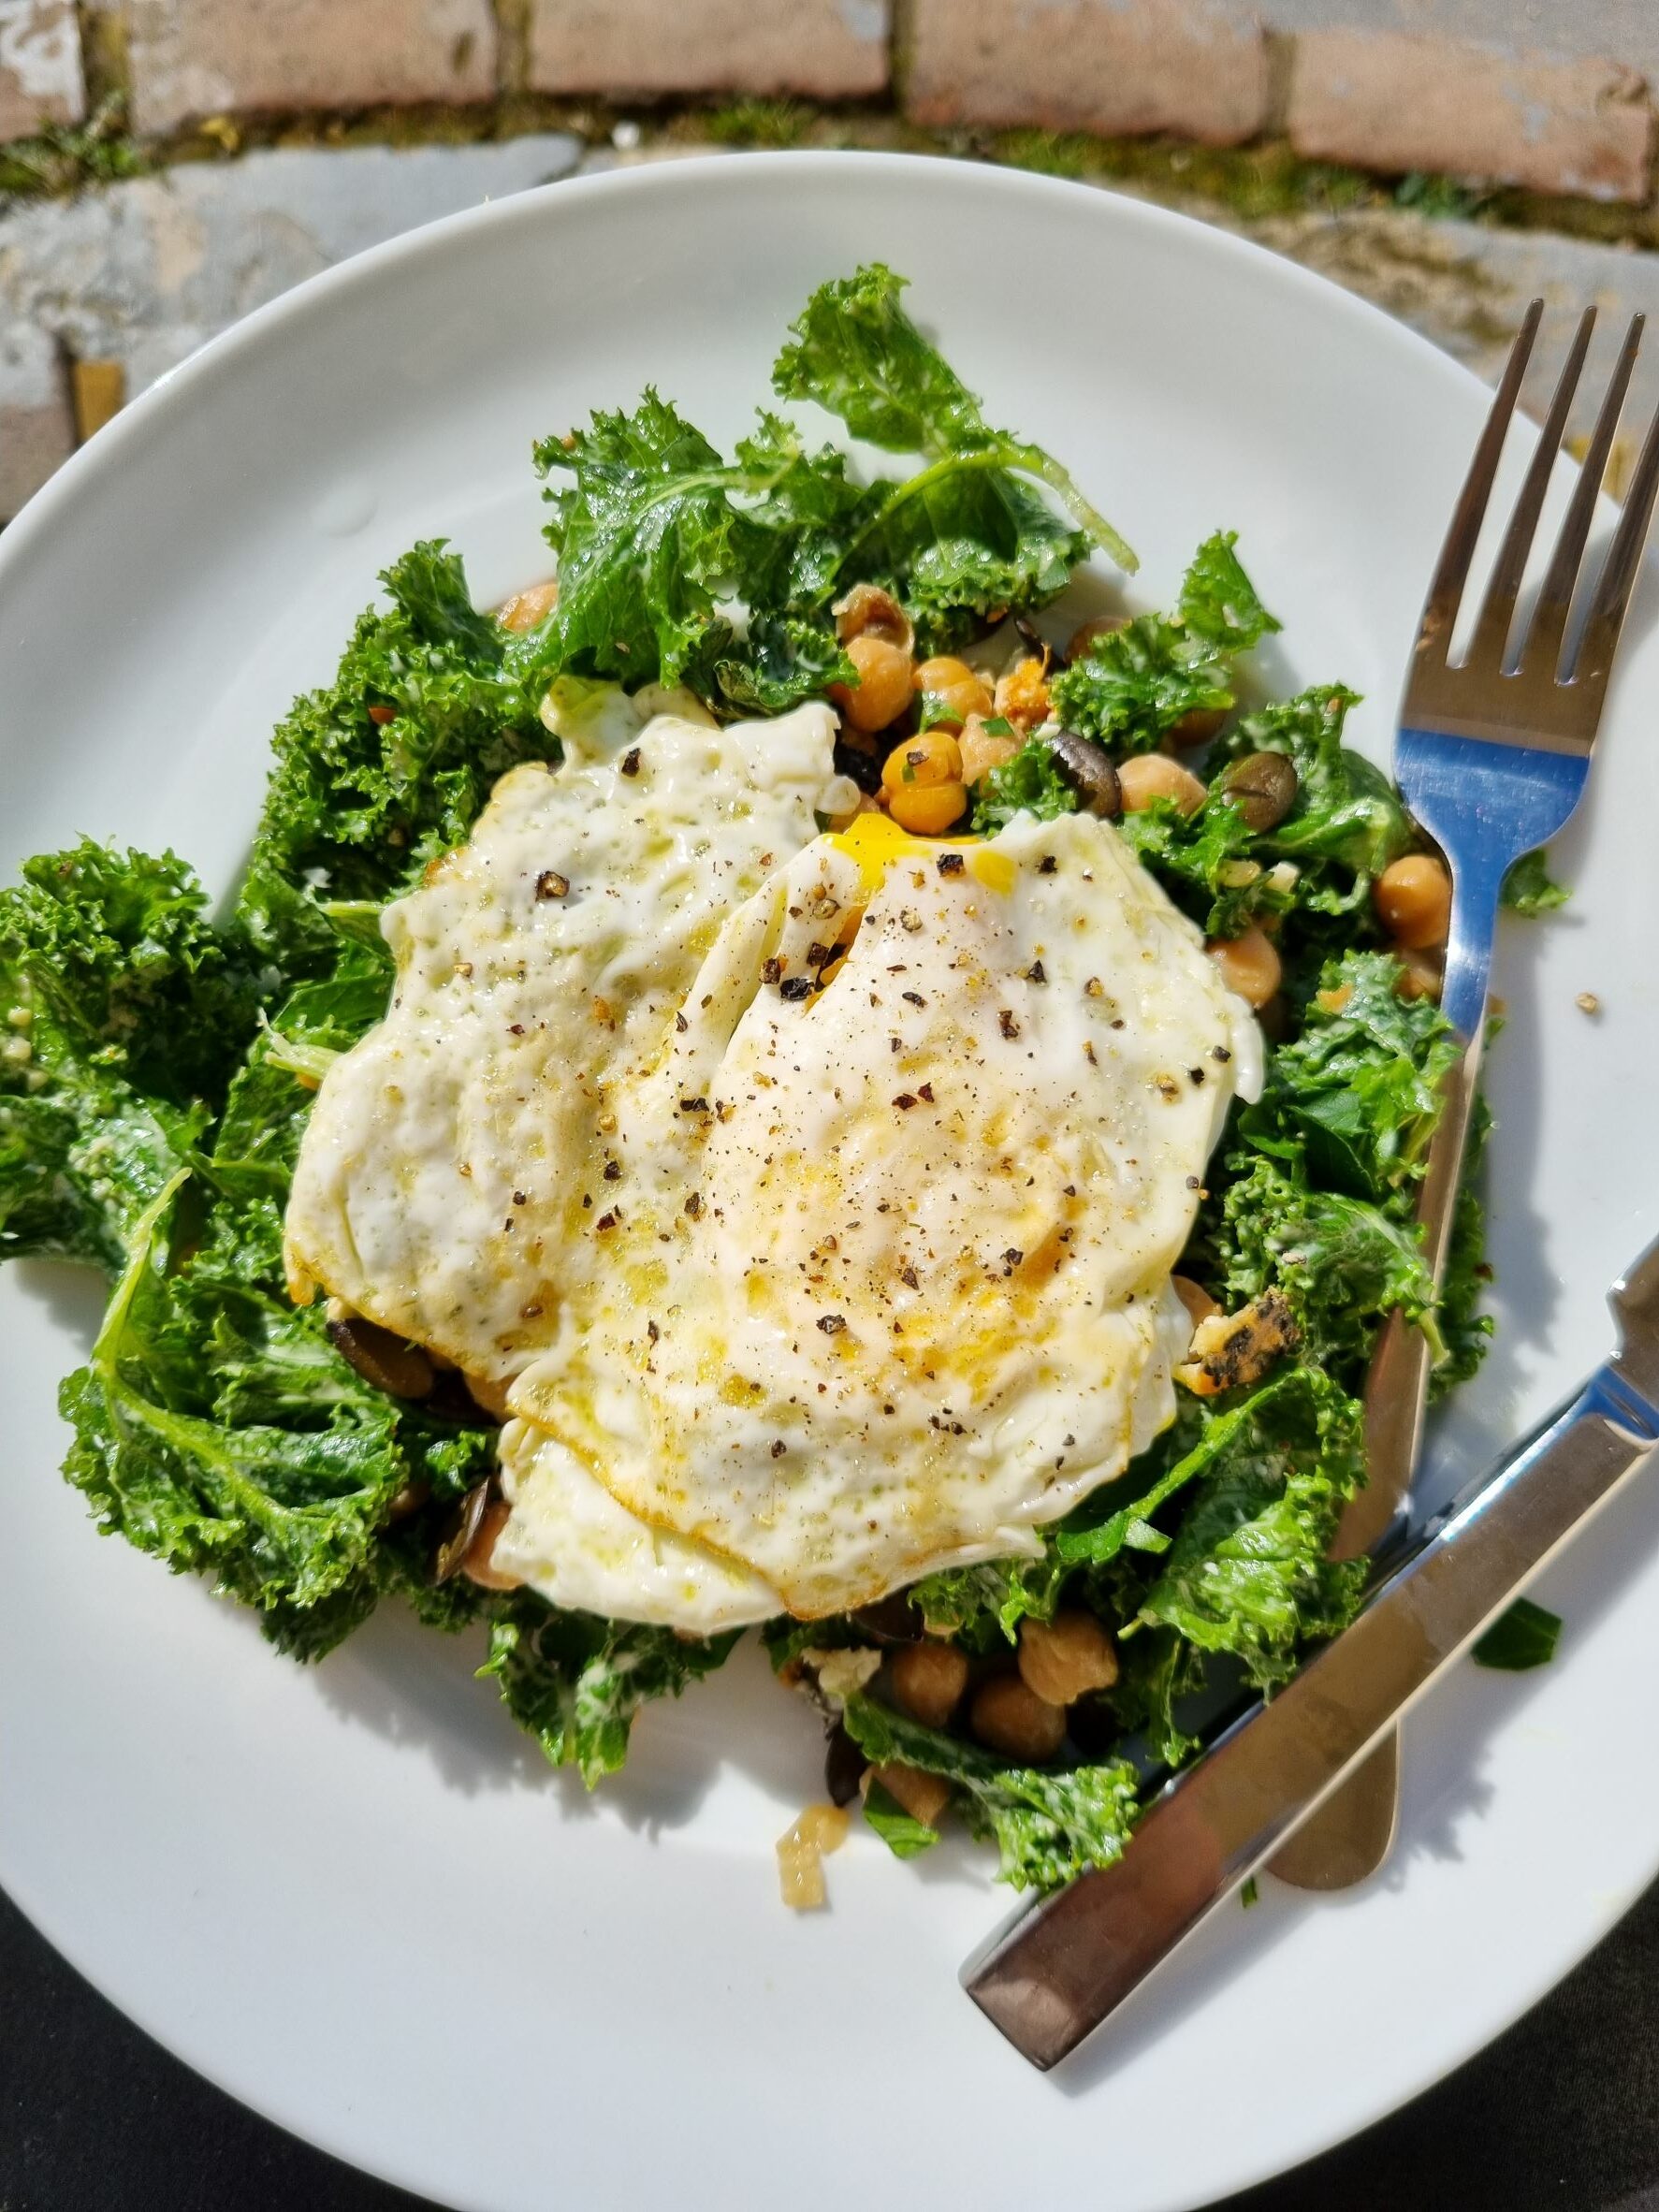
[483, 1593, 740, 1787]
[1048, 531, 1276, 753]
[841, 1694, 1141, 1891]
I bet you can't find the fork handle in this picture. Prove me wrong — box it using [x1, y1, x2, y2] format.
[1343, 855, 1506, 1558]
[1269, 862, 1504, 1886]
[1342, 1029, 1487, 1559]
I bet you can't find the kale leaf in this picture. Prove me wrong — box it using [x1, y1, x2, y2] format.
[1217, 686, 1412, 884]
[910, 1549, 1067, 1651]
[62, 1172, 413, 1621]
[1242, 950, 1457, 1201]
[1113, 793, 1266, 936]
[1136, 1364, 1367, 1688]
[713, 611, 855, 716]
[1178, 531, 1280, 652]
[862, 1777, 942, 1859]
[841, 1694, 1140, 1891]
[969, 735, 1078, 833]
[483, 1591, 740, 1787]
[1048, 532, 1275, 752]
[1207, 1154, 1434, 1374]
[1433, 1091, 1494, 1397]
[0, 842, 259, 1267]
[772, 263, 1133, 574]
[1055, 1370, 1326, 1571]
[527, 390, 753, 696]
[240, 540, 545, 975]
[1472, 1595, 1561, 1670]
[1500, 848, 1569, 917]
[771, 262, 1128, 648]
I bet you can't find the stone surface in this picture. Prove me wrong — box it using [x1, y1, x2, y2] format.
[1257, 0, 1659, 84]
[0, 0, 84, 140]
[0, 134, 582, 399]
[1288, 28, 1654, 203]
[124, 0, 500, 136]
[7, 127, 1659, 528]
[528, 0, 889, 101]
[905, 0, 1269, 149]
[0, 316, 73, 518]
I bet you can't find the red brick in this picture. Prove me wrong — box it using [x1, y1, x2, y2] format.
[906, 0, 1268, 148]
[1288, 28, 1654, 204]
[0, 0, 84, 140]
[125, 0, 499, 136]
[528, 0, 890, 100]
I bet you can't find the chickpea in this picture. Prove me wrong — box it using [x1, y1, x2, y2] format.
[888, 779, 968, 836]
[1394, 946, 1444, 1002]
[1375, 854, 1452, 951]
[890, 1640, 970, 1727]
[1168, 706, 1229, 749]
[834, 581, 912, 652]
[462, 1497, 523, 1591]
[1172, 1274, 1221, 1333]
[1018, 1611, 1119, 1705]
[1117, 753, 1207, 818]
[924, 677, 996, 732]
[881, 727, 963, 794]
[1067, 613, 1128, 660]
[969, 1673, 1067, 1763]
[994, 656, 1052, 730]
[913, 654, 977, 692]
[958, 714, 1022, 788]
[870, 1761, 952, 1829]
[463, 1369, 513, 1419]
[497, 576, 560, 633]
[832, 634, 916, 734]
[1206, 924, 1282, 1009]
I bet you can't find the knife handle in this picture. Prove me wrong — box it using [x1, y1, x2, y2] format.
[961, 1358, 1659, 2072]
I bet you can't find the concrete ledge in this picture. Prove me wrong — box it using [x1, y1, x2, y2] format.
[905, 0, 1270, 149]
[0, 317, 73, 519]
[528, 0, 891, 101]
[0, 0, 84, 138]
[124, 0, 500, 136]
[1288, 28, 1655, 204]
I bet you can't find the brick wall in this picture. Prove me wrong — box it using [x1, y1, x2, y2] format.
[4, 1, 1659, 203]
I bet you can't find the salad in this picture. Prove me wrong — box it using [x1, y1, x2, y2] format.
[0, 266, 1557, 1905]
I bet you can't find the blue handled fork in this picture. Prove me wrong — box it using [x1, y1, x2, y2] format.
[1272, 300, 1659, 1890]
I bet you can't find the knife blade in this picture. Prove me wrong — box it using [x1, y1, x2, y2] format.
[961, 1234, 1659, 2072]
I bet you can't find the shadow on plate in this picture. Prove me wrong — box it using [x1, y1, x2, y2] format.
[303, 1598, 827, 1836]
[15, 1257, 109, 1350]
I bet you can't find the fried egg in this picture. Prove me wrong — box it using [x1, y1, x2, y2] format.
[286, 713, 1260, 1632]
[283, 694, 859, 1376]
[502, 808, 1260, 1622]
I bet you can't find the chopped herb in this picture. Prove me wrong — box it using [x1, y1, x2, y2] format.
[1472, 1597, 1562, 1671]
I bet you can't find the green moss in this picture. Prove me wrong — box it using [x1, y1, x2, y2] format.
[1394, 170, 1494, 221]
[4, 85, 1655, 257]
[706, 98, 808, 149]
[990, 127, 1384, 220]
[0, 97, 148, 202]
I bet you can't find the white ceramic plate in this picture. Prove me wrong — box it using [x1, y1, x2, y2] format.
[4, 153, 1658, 2212]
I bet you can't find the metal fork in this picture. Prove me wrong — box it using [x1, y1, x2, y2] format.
[1271, 300, 1659, 1891]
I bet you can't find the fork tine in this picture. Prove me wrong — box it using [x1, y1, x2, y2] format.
[1415, 299, 1543, 666]
[1568, 385, 1659, 691]
[1465, 307, 1596, 672]
[1523, 313, 1644, 680]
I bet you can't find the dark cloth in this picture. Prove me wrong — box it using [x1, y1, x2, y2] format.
[4, 1877, 1658, 2212]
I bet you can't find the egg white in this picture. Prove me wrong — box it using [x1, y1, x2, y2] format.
[506, 805, 1260, 1623]
[283, 697, 857, 1378]
[285, 708, 1261, 1632]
